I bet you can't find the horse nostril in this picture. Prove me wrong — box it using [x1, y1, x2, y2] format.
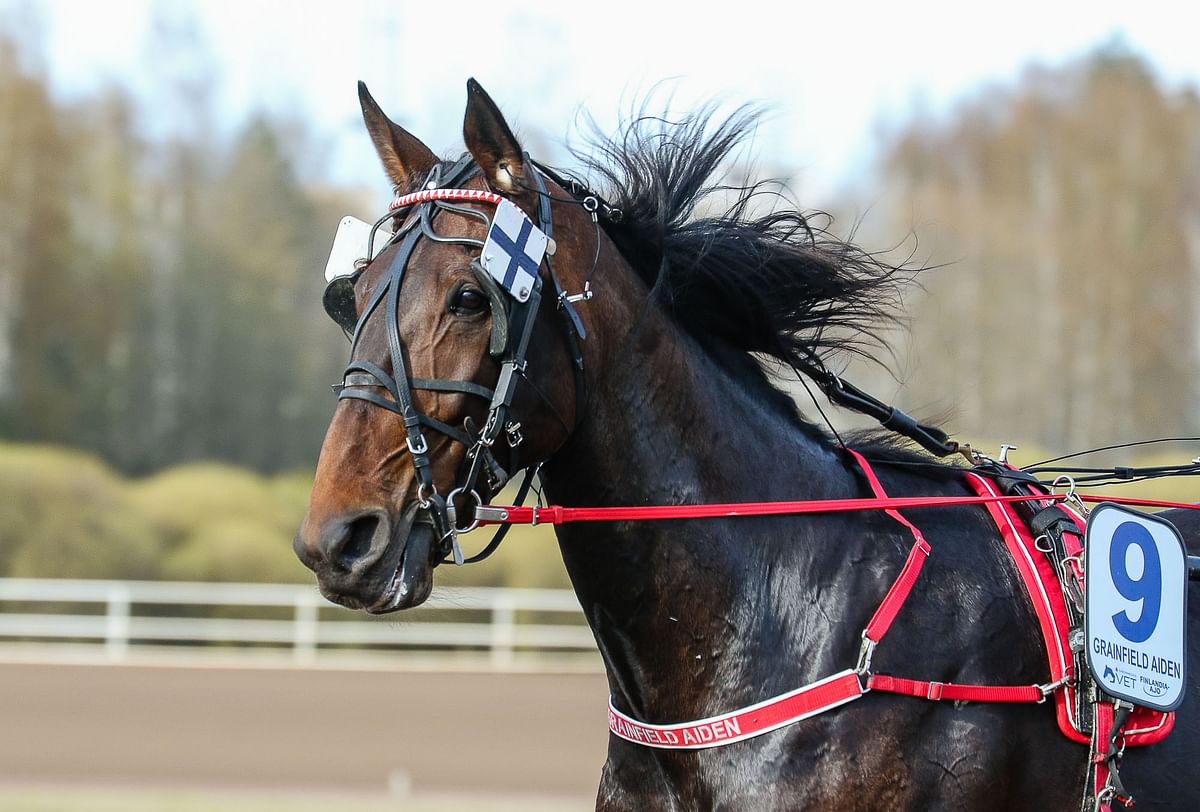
[339, 514, 381, 568]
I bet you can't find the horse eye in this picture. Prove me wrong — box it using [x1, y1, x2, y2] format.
[448, 284, 488, 316]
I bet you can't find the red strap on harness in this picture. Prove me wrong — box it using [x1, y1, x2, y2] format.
[867, 674, 1043, 703]
[843, 448, 932, 644]
[481, 494, 1200, 528]
[489, 492, 1064, 526]
[608, 670, 866, 749]
[606, 451, 1059, 751]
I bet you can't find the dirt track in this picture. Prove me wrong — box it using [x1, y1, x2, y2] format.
[0, 662, 609, 799]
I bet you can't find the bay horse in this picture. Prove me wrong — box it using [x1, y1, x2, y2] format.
[294, 79, 1200, 810]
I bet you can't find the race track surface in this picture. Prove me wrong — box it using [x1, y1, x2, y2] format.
[0, 662, 609, 799]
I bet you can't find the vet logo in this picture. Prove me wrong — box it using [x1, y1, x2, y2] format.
[480, 199, 548, 302]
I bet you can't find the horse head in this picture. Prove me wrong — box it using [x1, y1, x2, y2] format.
[294, 80, 596, 612]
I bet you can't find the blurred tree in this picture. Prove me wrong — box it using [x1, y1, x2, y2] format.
[0, 30, 74, 441]
[182, 114, 348, 470]
[877, 44, 1200, 452]
[0, 19, 352, 474]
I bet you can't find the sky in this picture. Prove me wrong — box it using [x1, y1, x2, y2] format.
[9, 0, 1200, 204]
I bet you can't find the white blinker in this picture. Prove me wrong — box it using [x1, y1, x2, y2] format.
[324, 216, 390, 282]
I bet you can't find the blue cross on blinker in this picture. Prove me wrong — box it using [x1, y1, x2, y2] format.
[488, 218, 540, 290]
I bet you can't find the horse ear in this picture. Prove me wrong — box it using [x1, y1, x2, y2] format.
[358, 81, 437, 190]
[463, 78, 528, 194]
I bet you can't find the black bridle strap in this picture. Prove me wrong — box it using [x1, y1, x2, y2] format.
[410, 378, 495, 400]
[794, 358, 958, 458]
[528, 162, 588, 426]
[339, 226, 436, 485]
[340, 373, 494, 402]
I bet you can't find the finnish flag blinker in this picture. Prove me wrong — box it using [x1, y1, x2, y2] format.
[480, 199, 548, 303]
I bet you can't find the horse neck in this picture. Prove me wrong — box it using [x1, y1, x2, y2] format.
[540, 254, 861, 721]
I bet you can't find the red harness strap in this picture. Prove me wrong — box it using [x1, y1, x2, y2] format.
[845, 447, 931, 648]
[608, 450, 1060, 750]
[845, 448, 1054, 704]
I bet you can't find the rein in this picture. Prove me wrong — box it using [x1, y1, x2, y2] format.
[470, 490, 1200, 527]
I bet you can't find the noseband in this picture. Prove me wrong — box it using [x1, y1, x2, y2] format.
[323, 155, 600, 565]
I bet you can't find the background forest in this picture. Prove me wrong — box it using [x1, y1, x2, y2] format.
[2, 17, 1198, 585]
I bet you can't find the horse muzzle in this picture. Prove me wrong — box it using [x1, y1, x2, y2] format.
[294, 501, 437, 613]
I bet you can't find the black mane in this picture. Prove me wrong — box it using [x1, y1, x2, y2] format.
[576, 105, 915, 384]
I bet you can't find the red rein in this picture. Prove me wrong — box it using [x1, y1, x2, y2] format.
[476, 491, 1199, 527]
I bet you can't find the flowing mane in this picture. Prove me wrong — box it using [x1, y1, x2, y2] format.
[575, 105, 915, 383]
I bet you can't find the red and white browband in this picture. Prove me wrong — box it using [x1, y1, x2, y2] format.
[389, 188, 506, 211]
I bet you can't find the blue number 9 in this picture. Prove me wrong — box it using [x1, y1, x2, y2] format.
[1109, 521, 1161, 643]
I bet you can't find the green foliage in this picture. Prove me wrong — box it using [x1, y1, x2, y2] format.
[0, 25, 353, 475]
[0, 444, 161, 579]
[129, 462, 313, 583]
[161, 518, 302, 583]
[128, 463, 299, 547]
[0, 442, 571, 588]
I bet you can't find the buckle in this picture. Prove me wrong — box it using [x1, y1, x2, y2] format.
[1036, 674, 1071, 704]
[855, 634, 877, 677]
[407, 434, 429, 456]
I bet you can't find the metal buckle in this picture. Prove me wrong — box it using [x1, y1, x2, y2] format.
[407, 434, 429, 456]
[505, 421, 524, 448]
[855, 634, 876, 677]
[1036, 674, 1071, 704]
[1051, 474, 1089, 517]
[446, 487, 482, 534]
[559, 282, 593, 306]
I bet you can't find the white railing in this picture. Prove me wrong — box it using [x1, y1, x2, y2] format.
[0, 578, 596, 668]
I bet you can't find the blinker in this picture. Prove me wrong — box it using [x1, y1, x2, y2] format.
[322, 214, 394, 333]
[324, 215, 391, 282]
[323, 275, 360, 333]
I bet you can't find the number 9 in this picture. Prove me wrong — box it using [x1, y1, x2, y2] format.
[1109, 521, 1162, 643]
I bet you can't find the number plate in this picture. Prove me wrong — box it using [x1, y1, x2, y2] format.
[1084, 503, 1188, 711]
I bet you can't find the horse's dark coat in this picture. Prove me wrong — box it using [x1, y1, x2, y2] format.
[295, 81, 1200, 810]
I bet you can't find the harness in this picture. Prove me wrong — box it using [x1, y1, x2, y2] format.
[322, 157, 1192, 811]
[604, 452, 1176, 811]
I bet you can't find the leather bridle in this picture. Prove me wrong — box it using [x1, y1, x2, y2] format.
[322, 155, 599, 566]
